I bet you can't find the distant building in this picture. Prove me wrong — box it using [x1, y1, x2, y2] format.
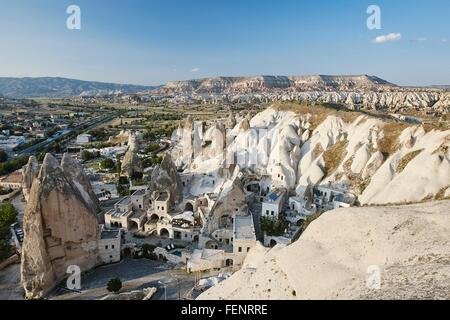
[76, 134, 93, 145]
[0, 170, 22, 190]
[0, 135, 26, 151]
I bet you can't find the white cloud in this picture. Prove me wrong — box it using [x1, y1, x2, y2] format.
[191, 68, 200, 72]
[373, 33, 402, 44]
[442, 39, 448, 43]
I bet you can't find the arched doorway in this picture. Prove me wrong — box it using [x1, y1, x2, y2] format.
[150, 214, 159, 222]
[174, 231, 182, 240]
[225, 259, 233, 267]
[129, 220, 139, 231]
[184, 202, 194, 212]
[193, 235, 199, 242]
[270, 239, 277, 248]
[160, 228, 170, 238]
[205, 240, 218, 249]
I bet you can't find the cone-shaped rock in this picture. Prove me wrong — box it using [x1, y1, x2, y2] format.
[226, 112, 236, 129]
[149, 154, 183, 209]
[22, 156, 39, 202]
[21, 154, 99, 299]
[121, 148, 143, 178]
[61, 153, 101, 215]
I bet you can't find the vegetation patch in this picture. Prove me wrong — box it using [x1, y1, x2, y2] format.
[273, 101, 365, 131]
[323, 140, 348, 177]
[378, 122, 408, 157]
[312, 143, 324, 159]
[396, 149, 424, 174]
[261, 217, 288, 237]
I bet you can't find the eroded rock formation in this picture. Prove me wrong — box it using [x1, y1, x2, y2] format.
[21, 154, 100, 299]
[22, 156, 39, 202]
[61, 153, 101, 214]
[148, 154, 183, 209]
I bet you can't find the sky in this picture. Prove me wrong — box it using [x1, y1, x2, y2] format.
[0, 0, 449, 86]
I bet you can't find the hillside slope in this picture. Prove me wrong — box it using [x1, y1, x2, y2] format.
[0, 77, 155, 98]
[198, 201, 450, 300]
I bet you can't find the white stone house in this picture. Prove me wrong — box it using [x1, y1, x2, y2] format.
[261, 189, 287, 219]
[76, 133, 93, 145]
[98, 226, 122, 264]
[232, 215, 257, 266]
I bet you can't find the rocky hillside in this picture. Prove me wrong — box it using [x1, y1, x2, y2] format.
[172, 103, 450, 206]
[0, 77, 155, 98]
[151, 75, 450, 114]
[199, 201, 450, 300]
[157, 75, 395, 94]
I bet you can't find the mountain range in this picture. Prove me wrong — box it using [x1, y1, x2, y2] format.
[0, 77, 156, 98]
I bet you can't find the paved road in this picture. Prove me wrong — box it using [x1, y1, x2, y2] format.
[49, 258, 196, 300]
[17, 114, 118, 157]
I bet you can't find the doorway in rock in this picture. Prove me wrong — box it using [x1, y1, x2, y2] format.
[160, 228, 170, 238]
[270, 239, 277, 247]
[225, 259, 233, 267]
[184, 202, 194, 212]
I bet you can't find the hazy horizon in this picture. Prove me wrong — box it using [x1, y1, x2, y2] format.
[1, 0, 449, 86]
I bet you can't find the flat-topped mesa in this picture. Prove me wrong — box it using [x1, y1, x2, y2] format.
[156, 75, 397, 94]
[61, 153, 101, 215]
[21, 153, 100, 299]
[22, 155, 39, 202]
[149, 154, 183, 209]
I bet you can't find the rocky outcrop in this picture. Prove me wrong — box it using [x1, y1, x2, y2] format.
[157, 75, 395, 94]
[61, 153, 101, 214]
[199, 201, 450, 300]
[22, 156, 39, 202]
[150, 75, 450, 115]
[226, 112, 236, 129]
[149, 154, 183, 209]
[121, 148, 143, 178]
[21, 154, 100, 299]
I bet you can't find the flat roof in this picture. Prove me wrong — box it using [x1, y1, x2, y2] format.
[234, 215, 256, 240]
[101, 229, 120, 240]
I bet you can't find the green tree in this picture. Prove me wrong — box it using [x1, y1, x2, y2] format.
[99, 158, 115, 170]
[0, 149, 8, 163]
[80, 150, 97, 161]
[0, 240, 13, 262]
[106, 278, 122, 293]
[0, 203, 17, 238]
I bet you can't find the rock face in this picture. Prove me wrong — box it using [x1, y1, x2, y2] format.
[149, 154, 183, 209]
[121, 148, 143, 178]
[226, 112, 236, 129]
[22, 156, 39, 202]
[172, 106, 450, 205]
[199, 201, 450, 300]
[21, 154, 100, 299]
[61, 153, 101, 214]
[158, 75, 394, 94]
[151, 75, 450, 115]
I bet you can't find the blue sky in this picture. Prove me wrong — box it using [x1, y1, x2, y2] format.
[0, 0, 449, 86]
